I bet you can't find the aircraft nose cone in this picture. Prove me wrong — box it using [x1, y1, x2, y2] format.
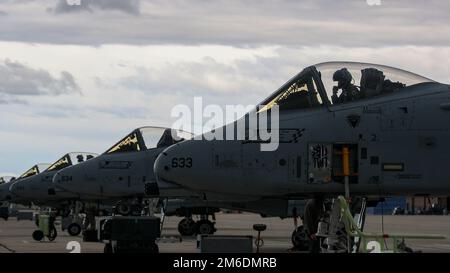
[154, 142, 193, 186]
[154, 139, 212, 192]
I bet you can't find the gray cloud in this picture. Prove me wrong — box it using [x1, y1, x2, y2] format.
[50, 0, 140, 15]
[116, 57, 271, 107]
[0, 0, 449, 46]
[0, 59, 81, 99]
[0, 95, 27, 105]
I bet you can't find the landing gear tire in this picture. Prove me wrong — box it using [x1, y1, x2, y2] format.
[291, 225, 309, 251]
[32, 230, 44, 241]
[67, 223, 82, 236]
[177, 218, 197, 236]
[116, 202, 131, 216]
[196, 220, 216, 235]
[48, 226, 57, 241]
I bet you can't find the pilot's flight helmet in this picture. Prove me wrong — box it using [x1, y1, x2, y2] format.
[76, 154, 84, 163]
[333, 68, 352, 85]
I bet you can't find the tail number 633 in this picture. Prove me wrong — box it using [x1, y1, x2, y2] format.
[172, 157, 193, 168]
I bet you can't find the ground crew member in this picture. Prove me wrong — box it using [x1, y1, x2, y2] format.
[303, 196, 324, 253]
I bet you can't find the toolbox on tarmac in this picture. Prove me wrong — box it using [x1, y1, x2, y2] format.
[100, 216, 161, 253]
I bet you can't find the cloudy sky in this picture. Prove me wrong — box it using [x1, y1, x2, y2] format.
[1, 0, 450, 176]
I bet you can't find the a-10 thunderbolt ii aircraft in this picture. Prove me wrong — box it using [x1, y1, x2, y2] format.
[52, 127, 306, 237]
[9, 152, 98, 207]
[154, 61, 450, 250]
[51, 127, 191, 211]
[1, 164, 51, 205]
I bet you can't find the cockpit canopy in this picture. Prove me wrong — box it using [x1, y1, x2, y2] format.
[18, 164, 51, 179]
[0, 176, 15, 184]
[45, 152, 98, 172]
[105, 127, 193, 155]
[260, 61, 435, 112]
[317, 62, 435, 105]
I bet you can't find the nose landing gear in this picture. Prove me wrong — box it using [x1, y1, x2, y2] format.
[67, 222, 82, 236]
[61, 202, 83, 236]
[177, 216, 217, 236]
[178, 218, 197, 236]
[196, 219, 216, 235]
[114, 199, 146, 216]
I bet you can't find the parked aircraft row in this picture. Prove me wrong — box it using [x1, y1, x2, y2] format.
[2, 61, 449, 251]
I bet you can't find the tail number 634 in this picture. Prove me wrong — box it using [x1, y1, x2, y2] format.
[172, 157, 193, 168]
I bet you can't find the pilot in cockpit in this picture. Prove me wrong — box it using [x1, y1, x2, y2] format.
[77, 155, 84, 163]
[331, 68, 360, 104]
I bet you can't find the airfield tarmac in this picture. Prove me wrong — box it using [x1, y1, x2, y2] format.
[1, 212, 450, 253]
